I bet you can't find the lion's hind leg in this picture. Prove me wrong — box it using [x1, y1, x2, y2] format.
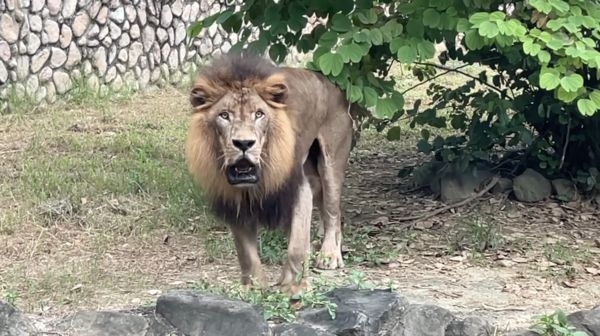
[314, 134, 352, 270]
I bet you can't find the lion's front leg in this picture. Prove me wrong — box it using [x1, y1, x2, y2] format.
[276, 178, 312, 295]
[230, 223, 266, 287]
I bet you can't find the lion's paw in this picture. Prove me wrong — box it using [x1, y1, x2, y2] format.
[315, 250, 344, 270]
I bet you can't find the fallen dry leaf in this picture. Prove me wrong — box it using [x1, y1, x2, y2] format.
[511, 257, 529, 263]
[562, 280, 578, 288]
[70, 284, 83, 292]
[585, 267, 600, 276]
[498, 260, 514, 267]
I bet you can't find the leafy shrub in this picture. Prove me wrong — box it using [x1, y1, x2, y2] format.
[189, 0, 600, 192]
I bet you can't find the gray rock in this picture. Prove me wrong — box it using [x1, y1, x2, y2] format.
[115, 63, 125, 73]
[397, 304, 455, 336]
[221, 41, 232, 53]
[108, 44, 117, 63]
[57, 311, 149, 336]
[172, 0, 183, 16]
[213, 33, 223, 47]
[513, 168, 551, 202]
[31, 48, 50, 73]
[87, 74, 99, 91]
[72, 12, 90, 37]
[130, 24, 140, 39]
[117, 48, 128, 62]
[122, 20, 130, 32]
[567, 306, 600, 336]
[190, 2, 199, 21]
[35, 86, 47, 103]
[168, 27, 175, 45]
[98, 25, 109, 40]
[96, 6, 108, 24]
[82, 60, 92, 75]
[62, 0, 76, 18]
[108, 21, 121, 39]
[29, 14, 42, 32]
[199, 38, 212, 56]
[93, 47, 107, 76]
[118, 34, 130, 48]
[38, 198, 75, 219]
[492, 177, 513, 194]
[65, 42, 81, 68]
[125, 4, 136, 22]
[112, 73, 123, 90]
[168, 49, 178, 69]
[445, 317, 493, 336]
[105, 66, 117, 82]
[109, 7, 125, 23]
[0, 14, 19, 43]
[25, 76, 39, 96]
[174, 21, 186, 45]
[272, 323, 335, 336]
[142, 26, 155, 52]
[178, 44, 185, 64]
[16, 56, 29, 80]
[44, 19, 60, 44]
[86, 23, 99, 38]
[156, 28, 168, 43]
[298, 288, 409, 335]
[551, 178, 578, 202]
[440, 167, 493, 203]
[88, 1, 101, 19]
[128, 42, 143, 67]
[151, 67, 160, 82]
[140, 68, 150, 88]
[26, 33, 41, 55]
[87, 38, 99, 47]
[136, 7, 146, 25]
[59, 25, 74, 49]
[47, 0, 61, 15]
[45, 81, 56, 102]
[39, 66, 52, 82]
[50, 47, 67, 68]
[0, 301, 38, 336]
[156, 290, 269, 336]
[53, 71, 71, 94]
[77, 0, 90, 7]
[31, 0, 44, 12]
[161, 44, 170, 63]
[0, 61, 7, 84]
[151, 42, 161, 63]
[182, 3, 192, 21]
[0, 41, 9, 62]
[160, 4, 173, 27]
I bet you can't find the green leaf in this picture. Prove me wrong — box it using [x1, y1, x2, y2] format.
[331, 13, 353, 32]
[386, 126, 401, 141]
[363, 87, 379, 107]
[577, 98, 597, 116]
[469, 12, 490, 26]
[356, 9, 378, 24]
[353, 30, 370, 43]
[548, 0, 569, 13]
[406, 19, 424, 37]
[417, 40, 436, 60]
[489, 11, 506, 21]
[318, 53, 344, 76]
[464, 30, 484, 49]
[347, 84, 364, 103]
[560, 73, 584, 92]
[478, 21, 499, 38]
[187, 21, 204, 38]
[375, 98, 398, 119]
[529, 0, 552, 13]
[268, 43, 287, 63]
[417, 139, 432, 154]
[338, 42, 365, 63]
[390, 37, 405, 53]
[382, 20, 403, 38]
[523, 40, 541, 56]
[369, 28, 384, 45]
[397, 45, 417, 63]
[589, 90, 600, 106]
[456, 18, 471, 32]
[423, 8, 441, 28]
[391, 91, 405, 109]
[319, 31, 338, 49]
[537, 50, 551, 64]
[539, 67, 561, 90]
[557, 87, 579, 103]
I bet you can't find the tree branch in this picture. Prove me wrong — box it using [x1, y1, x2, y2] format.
[413, 61, 507, 97]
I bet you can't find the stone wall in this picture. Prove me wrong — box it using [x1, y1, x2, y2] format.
[0, 0, 241, 112]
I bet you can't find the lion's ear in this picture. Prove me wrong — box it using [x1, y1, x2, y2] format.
[259, 73, 288, 107]
[190, 79, 215, 110]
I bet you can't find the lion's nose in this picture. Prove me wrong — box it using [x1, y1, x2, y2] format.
[232, 139, 256, 151]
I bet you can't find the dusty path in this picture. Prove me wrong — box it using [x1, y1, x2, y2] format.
[0, 88, 599, 333]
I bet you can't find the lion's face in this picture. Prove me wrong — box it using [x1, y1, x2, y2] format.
[210, 89, 275, 187]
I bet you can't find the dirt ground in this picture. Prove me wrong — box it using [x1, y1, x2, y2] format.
[1, 86, 599, 334]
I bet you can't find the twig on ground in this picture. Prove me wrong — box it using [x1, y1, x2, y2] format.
[393, 176, 500, 223]
[559, 118, 571, 170]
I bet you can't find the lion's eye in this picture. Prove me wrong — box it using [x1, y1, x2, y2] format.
[219, 111, 230, 120]
[255, 110, 264, 119]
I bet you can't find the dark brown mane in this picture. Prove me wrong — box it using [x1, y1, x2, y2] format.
[197, 52, 279, 89]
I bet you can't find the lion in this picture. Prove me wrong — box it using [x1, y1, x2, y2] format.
[185, 52, 355, 292]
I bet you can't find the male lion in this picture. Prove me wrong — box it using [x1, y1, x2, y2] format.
[185, 52, 354, 291]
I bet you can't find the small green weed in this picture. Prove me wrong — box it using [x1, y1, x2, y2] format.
[259, 230, 287, 265]
[4, 290, 18, 306]
[543, 242, 579, 266]
[3, 85, 39, 115]
[344, 230, 400, 267]
[531, 310, 588, 336]
[448, 215, 504, 256]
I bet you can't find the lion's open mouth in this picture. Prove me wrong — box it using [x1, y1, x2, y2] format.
[226, 158, 259, 185]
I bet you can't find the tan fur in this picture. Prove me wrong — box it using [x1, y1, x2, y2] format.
[184, 53, 354, 293]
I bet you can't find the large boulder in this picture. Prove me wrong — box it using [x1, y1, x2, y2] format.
[568, 305, 600, 336]
[439, 167, 493, 203]
[551, 178, 578, 202]
[0, 301, 37, 336]
[513, 168, 551, 202]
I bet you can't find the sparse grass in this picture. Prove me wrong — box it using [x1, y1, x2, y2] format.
[2, 85, 39, 115]
[543, 242, 584, 266]
[531, 310, 588, 336]
[447, 215, 505, 257]
[343, 228, 401, 266]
